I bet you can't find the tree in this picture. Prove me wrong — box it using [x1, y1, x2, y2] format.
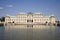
[1, 17, 5, 22]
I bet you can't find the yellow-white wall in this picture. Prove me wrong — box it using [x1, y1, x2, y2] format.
[5, 13, 56, 24]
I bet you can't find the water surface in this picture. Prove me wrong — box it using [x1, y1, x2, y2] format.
[0, 25, 60, 40]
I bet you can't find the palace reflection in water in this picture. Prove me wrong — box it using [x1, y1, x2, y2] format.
[0, 25, 60, 40]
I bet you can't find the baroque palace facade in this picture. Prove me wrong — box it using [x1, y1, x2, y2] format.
[5, 12, 56, 25]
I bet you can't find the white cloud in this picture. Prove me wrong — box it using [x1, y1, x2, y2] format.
[0, 7, 3, 9]
[7, 5, 13, 8]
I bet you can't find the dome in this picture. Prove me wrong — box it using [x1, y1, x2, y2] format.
[6, 14, 11, 17]
[50, 14, 55, 18]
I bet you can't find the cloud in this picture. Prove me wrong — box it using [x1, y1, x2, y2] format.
[7, 5, 13, 8]
[0, 7, 3, 10]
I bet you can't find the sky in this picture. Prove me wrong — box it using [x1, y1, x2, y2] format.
[0, 0, 60, 20]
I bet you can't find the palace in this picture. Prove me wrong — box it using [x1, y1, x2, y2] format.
[5, 12, 56, 25]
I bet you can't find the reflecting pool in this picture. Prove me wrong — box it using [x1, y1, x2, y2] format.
[0, 25, 60, 40]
